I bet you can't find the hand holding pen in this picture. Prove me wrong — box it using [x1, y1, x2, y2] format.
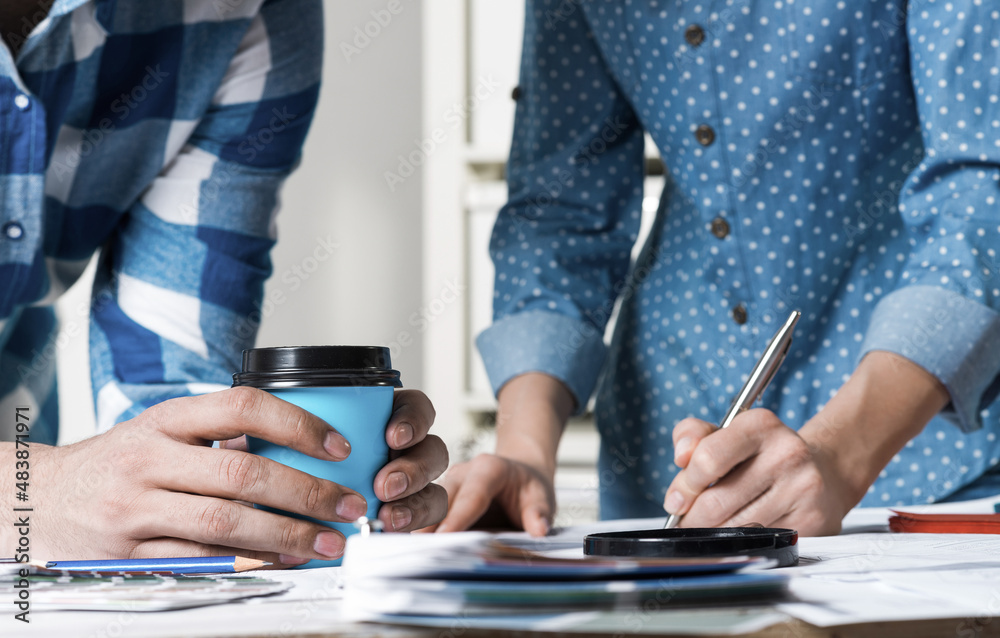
[664, 310, 800, 530]
[661, 309, 851, 535]
[662, 308, 952, 537]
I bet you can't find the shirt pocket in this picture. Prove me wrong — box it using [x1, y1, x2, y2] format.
[779, 0, 876, 91]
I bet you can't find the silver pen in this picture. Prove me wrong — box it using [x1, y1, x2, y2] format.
[664, 309, 802, 529]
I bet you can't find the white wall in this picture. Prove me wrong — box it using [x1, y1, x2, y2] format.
[256, 2, 425, 389]
[57, 2, 427, 443]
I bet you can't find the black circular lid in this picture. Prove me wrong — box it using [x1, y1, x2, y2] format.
[584, 527, 798, 567]
[232, 346, 402, 389]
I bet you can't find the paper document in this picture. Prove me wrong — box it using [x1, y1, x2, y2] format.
[341, 530, 788, 619]
[0, 562, 290, 612]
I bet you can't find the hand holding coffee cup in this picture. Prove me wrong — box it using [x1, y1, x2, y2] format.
[233, 346, 448, 567]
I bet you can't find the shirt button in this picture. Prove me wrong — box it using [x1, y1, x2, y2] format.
[511, 85, 521, 101]
[14, 94, 30, 111]
[695, 124, 715, 147]
[685, 24, 706, 47]
[732, 304, 748, 325]
[3, 222, 25, 241]
[710, 217, 730, 239]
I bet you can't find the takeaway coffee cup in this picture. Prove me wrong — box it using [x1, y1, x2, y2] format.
[232, 346, 402, 568]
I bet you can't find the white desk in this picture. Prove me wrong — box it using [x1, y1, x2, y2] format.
[7, 501, 1000, 638]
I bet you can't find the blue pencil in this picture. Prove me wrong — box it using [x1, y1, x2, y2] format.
[43, 556, 270, 574]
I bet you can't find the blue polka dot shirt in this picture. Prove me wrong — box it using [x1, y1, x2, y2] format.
[477, 0, 1000, 515]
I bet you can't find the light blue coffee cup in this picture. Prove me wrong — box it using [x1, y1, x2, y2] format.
[233, 346, 401, 568]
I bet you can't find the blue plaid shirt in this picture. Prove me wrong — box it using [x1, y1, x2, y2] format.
[0, 0, 321, 444]
[478, 0, 1000, 513]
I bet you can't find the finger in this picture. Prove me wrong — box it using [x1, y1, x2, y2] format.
[664, 422, 764, 517]
[128, 538, 308, 568]
[729, 464, 836, 535]
[153, 444, 369, 524]
[374, 435, 448, 502]
[415, 465, 466, 533]
[671, 418, 717, 469]
[681, 458, 773, 528]
[521, 506, 551, 537]
[519, 481, 553, 537]
[147, 387, 352, 462]
[386, 390, 437, 450]
[434, 459, 507, 533]
[377, 483, 449, 532]
[137, 492, 350, 562]
[218, 436, 247, 452]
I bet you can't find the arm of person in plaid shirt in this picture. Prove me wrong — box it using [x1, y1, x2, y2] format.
[0, 0, 446, 562]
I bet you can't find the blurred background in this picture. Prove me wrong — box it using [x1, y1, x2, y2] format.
[55, 1, 665, 526]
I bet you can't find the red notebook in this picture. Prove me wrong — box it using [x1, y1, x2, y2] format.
[889, 510, 1000, 534]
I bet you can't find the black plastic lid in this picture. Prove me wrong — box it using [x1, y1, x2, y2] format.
[232, 346, 402, 389]
[583, 527, 798, 567]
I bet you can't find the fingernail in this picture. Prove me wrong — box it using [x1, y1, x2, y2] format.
[674, 437, 693, 461]
[665, 491, 685, 514]
[336, 493, 368, 521]
[393, 422, 414, 448]
[313, 531, 345, 559]
[391, 506, 412, 531]
[324, 431, 351, 460]
[278, 554, 309, 565]
[384, 472, 408, 500]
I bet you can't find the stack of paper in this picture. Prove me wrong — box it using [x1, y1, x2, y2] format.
[341, 532, 788, 618]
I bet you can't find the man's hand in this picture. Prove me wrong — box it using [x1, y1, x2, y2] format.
[373, 389, 449, 533]
[7, 387, 447, 564]
[662, 351, 950, 536]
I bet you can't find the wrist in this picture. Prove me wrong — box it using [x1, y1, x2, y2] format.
[800, 351, 949, 510]
[0, 443, 12, 554]
[0, 442, 54, 557]
[494, 372, 572, 480]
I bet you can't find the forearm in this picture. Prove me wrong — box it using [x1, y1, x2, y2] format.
[801, 350, 950, 512]
[0, 441, 56, 557]
[494, 373, 575, 479]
